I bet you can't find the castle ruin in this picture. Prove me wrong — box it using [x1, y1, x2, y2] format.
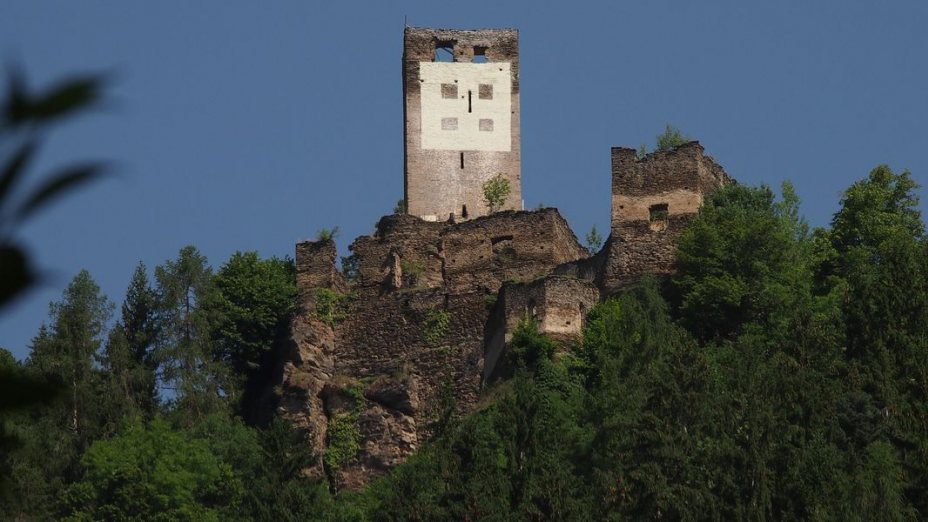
[275, 26, 731, 491]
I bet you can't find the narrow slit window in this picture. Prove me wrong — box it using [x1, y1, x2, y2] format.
[461, 205, 468, 218]
[460, 152, 464, 169]
[468, 90, 472, 113]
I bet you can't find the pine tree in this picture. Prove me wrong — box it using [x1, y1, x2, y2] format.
[99, 263, 160, 428]
[28, 270, 112, 443]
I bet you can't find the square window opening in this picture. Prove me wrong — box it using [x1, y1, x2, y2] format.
[479, 119, 494, 132]
[649, 203, 669, 222]
[473, 46, 488, 63]
[434, 42, 455, 62]
[478, 83, 493, 100]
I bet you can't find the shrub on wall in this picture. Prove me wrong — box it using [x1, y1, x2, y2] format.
[314, 288, 348, 326]
[482, 174, 511, 213]
[422, 308, 451, 347]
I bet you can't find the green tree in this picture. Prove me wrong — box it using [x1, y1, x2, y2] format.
[0, 348, 60, 515]
[1, 272, 112, 517]
[242, 418, 332, 521]
[98, 263, 160, 431]
[671, 182, 817, 343]
[824, 165, 928, 512]
[62, 417, 240, 521]
[210, 251, 296, 415]
[482, 173, 511, 213]
[508, 317, 557, 370]
[655, 124, 690, 151]
[585, 224, 604, 254]
[28, 270, 112, 445]
[154, 246, 226, 426]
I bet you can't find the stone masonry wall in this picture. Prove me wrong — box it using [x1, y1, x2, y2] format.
[602, 142, 730, 294]
[484, 276, 600, 382]
[295, 239, 347, 306]
[280, 143, 733, 491]
[441, 209, 588, 293]
[280, 208, 587, 490]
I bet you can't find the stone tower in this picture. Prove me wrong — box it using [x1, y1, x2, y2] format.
[403, 27, 522, 222]
[601, 142, 731, 294]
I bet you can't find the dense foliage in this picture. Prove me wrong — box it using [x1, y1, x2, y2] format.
[0, 249, 305, 520]
[2, 165, 927, 520]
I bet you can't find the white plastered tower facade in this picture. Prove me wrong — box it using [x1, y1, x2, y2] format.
[403, 27, 522, 221]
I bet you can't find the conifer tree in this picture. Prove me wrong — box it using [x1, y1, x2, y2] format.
[28, 270, 112, 443]
[154, 246, 227, 426]
[98, 263, 160, 429]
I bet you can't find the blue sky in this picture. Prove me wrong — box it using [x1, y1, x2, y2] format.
[2, 1, 926, 360]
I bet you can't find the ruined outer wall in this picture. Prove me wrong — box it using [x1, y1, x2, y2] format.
[441, 209, 588, 293]
[484, 276, 600, 382]
[602, 142, 730, 294]
[348, 215, 445, 296]
[281, 209, 588, 490]
[404, 27, 521, 221]
[296, 239, 347, 306]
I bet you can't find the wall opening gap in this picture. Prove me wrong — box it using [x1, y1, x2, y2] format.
[462, 205, 468, 218]
[434, 41, 455, 62]
[468, 90, 472, 113]
[649, 203, 669, 222]
[473, 46, 488, 63]
[460, 152, 464, 169]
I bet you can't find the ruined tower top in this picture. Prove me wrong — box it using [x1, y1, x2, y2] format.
[403, 27, 522, 222]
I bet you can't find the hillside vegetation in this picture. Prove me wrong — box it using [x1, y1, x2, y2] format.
[2, 167, 927, 520]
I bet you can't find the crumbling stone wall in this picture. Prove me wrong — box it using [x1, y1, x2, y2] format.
[295, 239, 347, 305]
[347, 215, 445, 295]
[441, 209, 588, 293]
[280, 127, 736, 490]
[601, 142, 731, 294]
[278, 241, 344, 478]
[484, 275, 600, 382]
[404, 27, 522, 221]
[279, 208, 588, 490]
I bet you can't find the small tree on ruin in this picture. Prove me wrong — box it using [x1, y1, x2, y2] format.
[482, 174, 511, 214]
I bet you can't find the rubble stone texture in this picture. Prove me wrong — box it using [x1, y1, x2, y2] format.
[279, 209, 590, 490]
